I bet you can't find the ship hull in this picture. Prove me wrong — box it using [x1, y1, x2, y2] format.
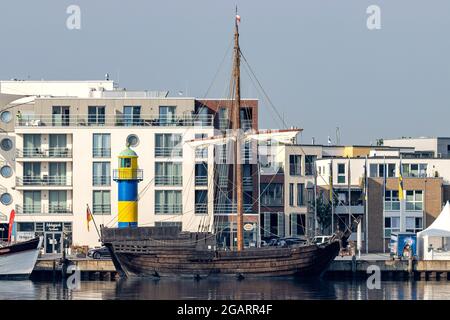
[102, 227, 340, 278]
[0, 237, 42, 279]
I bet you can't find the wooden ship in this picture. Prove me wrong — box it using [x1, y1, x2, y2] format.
[101, 11, 351, 278]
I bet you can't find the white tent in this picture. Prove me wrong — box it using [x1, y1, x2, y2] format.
[417, 201, 450, 260]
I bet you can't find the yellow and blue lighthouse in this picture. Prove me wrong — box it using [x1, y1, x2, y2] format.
[113, 147, 143, 228]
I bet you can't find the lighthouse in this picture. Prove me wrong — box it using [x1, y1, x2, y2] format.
[113, 147, 143, 228]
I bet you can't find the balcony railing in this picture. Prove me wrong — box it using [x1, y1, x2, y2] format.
[15, 204, 72, 215]
[112, 169, 143, 180]
[155, 147, 183, 157]
[92, 204, 111, 214]
[155, 175, 182, 186]
[214, 203, 253, 214]
[16, 175, 72, 186]
[93, 175, 111, 186]
[195, 176, 208, 186]
[16, 114, 214, 128]
[243, 176, 253, 190]
[155, 204, 183, 214]
[195, 203, 208, 214]
[16, 147, 72, 158]
[93, 148, 111, 158]
[195, 148, 208, 158]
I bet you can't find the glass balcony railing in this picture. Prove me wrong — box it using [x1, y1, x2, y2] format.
[93, 175, 111, 186]
[155, 175, 182, 186]
[155, 147, 183, 157]
[15, 204, 72, 215]
[16, 175, 72, 186]
[92, 148, 111, 158]
[195, 176, 208, 186]
[195, 203, 208, 214]
[16, 148, 72, 158]
[214, 203, 253, 214]
[16, 114, 214, 128]
[155, 204, 183, 214]
[92, 204, 111, 214]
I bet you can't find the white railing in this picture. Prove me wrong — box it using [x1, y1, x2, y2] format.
[195, 176, 208, 186]
[16, 147, 72, 158]
[155, 175, 182, 186]
[15, 204, 72, 215]
[195, 203, 208, 214]
[155, 147, 183, 157]
[93, 175, 111, 186]
[15, 114, 214, 128]
[92, 204, 111, 214]
[92, 148, 111, 158]
[16, 175, 72, 186]
[155, 204, 183, 214]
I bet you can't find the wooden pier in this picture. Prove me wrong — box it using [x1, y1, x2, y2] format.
[32, 257, 118, 280]
[325, 254, 450, 281]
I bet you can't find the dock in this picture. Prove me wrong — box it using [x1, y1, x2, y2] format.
[32, 256, 118, 281]
[326, 254, 450, 281]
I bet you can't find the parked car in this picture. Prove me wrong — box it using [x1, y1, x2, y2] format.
[88, 246, 111, 259]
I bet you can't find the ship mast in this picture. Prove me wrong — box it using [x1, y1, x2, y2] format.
[232, 7, 244, 251]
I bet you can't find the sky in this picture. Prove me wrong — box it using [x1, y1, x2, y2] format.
[1, 0, 450, 145]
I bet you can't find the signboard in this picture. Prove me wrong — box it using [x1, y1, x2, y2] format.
[16, 231, 36, 242]
[244, 223, 254, 231]
[45, 222, 63, 232]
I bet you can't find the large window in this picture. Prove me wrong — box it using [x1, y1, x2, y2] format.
[93, 191, 111, 214]
[402, 164, 427, 178]
[195, 162, 208, 186]
[406, 190, 423, 211]
[262, 212, 284, 237]
[305, 155, 316, 176]
[23, 134, 41, 157]
[49, 134, 68, 157]
[52, 106, 70, 126]
[370, 163, 396, 178]
[384, 216, 400, 238]
[155, 162, 182, 186]
[93, 133, 111, 158]
[290, 213, 306, 236]
[261, 183, 283, 207]
[159, 106, 176, 126]
[289, 184, 294, 206]
[384, 190, 400, 211]
[123, 106, 141, 126]
[49, 191, 68, 213]
[155, 190, 182, 214]
[49, 162, 67, 185]
[155, 134, 182, 157]
[337, 163, 346, 183]
[93, 162, 111, 186]
[195, 133, 208, 158]
[195, 190, 208, 214]
[88, 106, 106, 125]
[23, 191, 41, 214]
[289, 155, 301, 176]
[406, 217, 423, 233]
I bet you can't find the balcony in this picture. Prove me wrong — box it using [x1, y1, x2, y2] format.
[93, 148, 111, 158]
[155, 204, 183, 214]
[15, 204, 72, 215]
[112, 169, 143, 181]
[243, 176, 253, 191]
[16, 148, 72, 159]
[155, 175, 182, 186]
[214, 203, 254, 214]
[92, 204, 111, 215]
[15, 114, 214, 128]
[335, 204, 365, 215]
[195, 203, 208, 214]
[16, 175, 72, 187]
[93, 175, 111, 186]
[155, 147, 183, 158]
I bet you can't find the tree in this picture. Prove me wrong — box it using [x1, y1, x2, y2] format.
[311, 196, 332, 234]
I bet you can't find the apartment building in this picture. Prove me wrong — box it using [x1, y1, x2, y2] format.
[0, 81, 259, 253]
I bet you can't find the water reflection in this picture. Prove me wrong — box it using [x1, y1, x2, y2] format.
[1, 279, 450, 300]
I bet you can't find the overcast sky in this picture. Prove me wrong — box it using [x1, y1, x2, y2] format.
[1, 0, 450, 145]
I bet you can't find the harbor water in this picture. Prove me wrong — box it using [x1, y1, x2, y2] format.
[1, 278, 450, 300]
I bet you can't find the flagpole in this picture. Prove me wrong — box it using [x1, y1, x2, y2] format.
[87, 203, 102, 240]
[364, 156, 369, 254]
[383, 155, 386, 254]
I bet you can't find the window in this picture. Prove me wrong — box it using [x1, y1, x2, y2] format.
[0, 138, 13, 151]
[23, 162, 41, 185]
[23, 134, 41, 157]
[218, 107, 229, 130]
[159, 106, 176, 126]
[93, 162, 111, 186]
[0, 165, 13, 178]
[93, 191, 111, 214]
[289, 155, 301, 176]
[195, 134, 208, 158]
[49, 162, 67, 185]
[289, 184, 294, 206]
[240, 107, 253, 131]
[290, 213, 306, 236]
[155, 190, 182, 214]
[0, 193, 12, 205]
[406, 217, 423, 233]
[120, 158, 131, 168]
[155, 134, 182, 157]
[23, 191, 41, 214]
[297, 183, 304, 206]
[88, 106, 106, 125]
[49, 134, 67, 157]
[123, 106, 141, 126]
[155, 162, 182, 186]
[305, 155, 316, 176]
[195, 190, 208, 214]
[262, 212, 284, 237]
[52, 106, 70, 126]
[195, 162, 208, 186]
[261, 183, 283, 206]
[384, 190, 400, 211]
[337, 164, 346, 183]
[93, 134, 111, 158]
[49, 191, 68, 213]
[370, 163, 396, 178]
[155, 221, 182, 228]
[406, 190, 423, 211]
[402, 163, 427, 178]
[384, 217, 400, 238]
[1, 110, 12, 123]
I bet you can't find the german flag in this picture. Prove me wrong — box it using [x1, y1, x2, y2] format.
[398, 165, 404, 200]
[86, 205, 93, 231]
